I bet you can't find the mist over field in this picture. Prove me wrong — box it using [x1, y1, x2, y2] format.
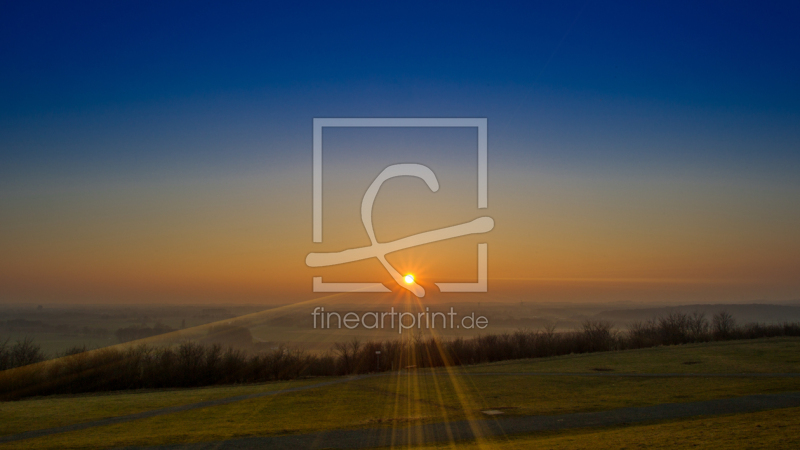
[3, 300, 799, 357]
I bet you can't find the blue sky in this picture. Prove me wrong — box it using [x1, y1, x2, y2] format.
[3, 2, 798, 108]
[3, 1, 798, 171]
[1, 1, 799, 304]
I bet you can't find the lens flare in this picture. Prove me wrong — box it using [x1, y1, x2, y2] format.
[404, 274, 414, 284]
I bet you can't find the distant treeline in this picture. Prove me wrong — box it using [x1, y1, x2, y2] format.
[1, 311, 800, 400]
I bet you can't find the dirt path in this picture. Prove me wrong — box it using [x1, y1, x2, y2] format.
[2, 372, 798, 446]
[124, 391, 800, 450]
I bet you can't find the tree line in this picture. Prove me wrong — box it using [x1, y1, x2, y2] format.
[1, 311, 799, 400]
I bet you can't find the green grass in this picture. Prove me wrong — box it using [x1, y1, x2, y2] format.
[381, 372, 798, 417]
[463, 337, 800, 374]
[412, 406, 800, 449]
[2, 337, 799, 449]
[0, 378, 320, 437]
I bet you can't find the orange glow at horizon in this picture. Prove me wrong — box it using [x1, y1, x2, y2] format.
[1, 163, 799, 305]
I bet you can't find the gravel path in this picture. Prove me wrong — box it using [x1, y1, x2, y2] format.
[122, 391, 800, 450]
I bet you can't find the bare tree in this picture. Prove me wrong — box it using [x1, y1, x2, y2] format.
[713, 311, 736, 339]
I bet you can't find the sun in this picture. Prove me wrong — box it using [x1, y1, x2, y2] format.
[404, 274, 414, 284]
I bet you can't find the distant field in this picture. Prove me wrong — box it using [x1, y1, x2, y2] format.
[0, 304, 265, 356]
[0, 332, 115, 357]
[2, 337, 798, 449]
[2, 301, 581, 356]
[5, 302, 799, 356]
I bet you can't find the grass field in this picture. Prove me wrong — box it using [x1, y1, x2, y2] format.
[415, 407, 800, 449]
[0, 379, 321, 437]
[464, 337, 800, 374]
[1, 337, 799, 449]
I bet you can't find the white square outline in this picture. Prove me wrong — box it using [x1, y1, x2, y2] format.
[312, 117, 488, 293]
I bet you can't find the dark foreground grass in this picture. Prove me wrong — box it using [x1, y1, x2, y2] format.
[1, 338, 798, 449]
[411, 406, 800, 450]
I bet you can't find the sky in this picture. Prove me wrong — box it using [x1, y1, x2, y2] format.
[1, 1, 799, 305]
